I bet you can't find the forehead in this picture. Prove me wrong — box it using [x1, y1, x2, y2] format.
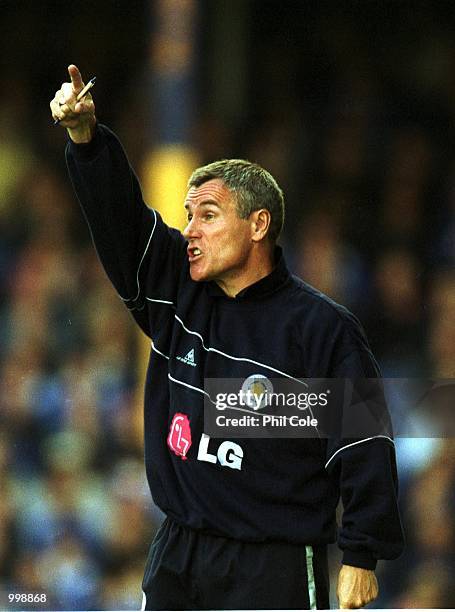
[185, 178, 233, 208]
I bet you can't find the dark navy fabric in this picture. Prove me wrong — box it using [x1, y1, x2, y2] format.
[66, 124, 404, 570]
[141, 517, 330, 610]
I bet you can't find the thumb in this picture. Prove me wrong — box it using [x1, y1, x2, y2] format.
[68, 64, 85, 93]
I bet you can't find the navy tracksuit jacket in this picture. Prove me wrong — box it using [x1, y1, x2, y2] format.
[66, 124, 404, 571]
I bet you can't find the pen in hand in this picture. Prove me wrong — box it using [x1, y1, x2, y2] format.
[53, 76, 96, 125]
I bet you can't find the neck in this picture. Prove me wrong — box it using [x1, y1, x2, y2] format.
[215, 246, 274, 298]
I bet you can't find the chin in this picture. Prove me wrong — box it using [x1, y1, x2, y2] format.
[189, 266, 209, 282]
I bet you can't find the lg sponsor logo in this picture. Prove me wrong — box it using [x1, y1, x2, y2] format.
[197, 433, 243, 471]
[167, 414, 243, 470]
[167, 413, 192, 460]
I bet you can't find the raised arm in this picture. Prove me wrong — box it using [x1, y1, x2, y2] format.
[51, 65, 187, 337]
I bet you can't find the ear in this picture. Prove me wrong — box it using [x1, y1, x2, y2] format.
[250, 209, 271, 243]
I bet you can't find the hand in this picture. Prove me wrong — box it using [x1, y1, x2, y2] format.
[50, 64, 96, 143]
[336, 564, 378, 609]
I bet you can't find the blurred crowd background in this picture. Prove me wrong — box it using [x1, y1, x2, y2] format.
[0, 1, 454, 609]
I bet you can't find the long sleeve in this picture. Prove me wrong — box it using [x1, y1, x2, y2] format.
[325, 316, 405, 570]
[65, 123, 187, 337]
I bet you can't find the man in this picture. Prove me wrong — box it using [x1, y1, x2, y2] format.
[51, 65, 404, 610]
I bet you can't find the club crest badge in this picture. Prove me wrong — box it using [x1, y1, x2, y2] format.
[241, 374, 274, 410]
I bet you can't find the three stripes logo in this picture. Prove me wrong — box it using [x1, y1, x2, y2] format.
[177, 348, 197, 367]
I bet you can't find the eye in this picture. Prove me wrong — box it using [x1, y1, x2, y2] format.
[187, 213, 193, 222]
[204, 212, 215, 220]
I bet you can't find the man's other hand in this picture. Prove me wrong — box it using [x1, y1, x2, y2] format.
[336, 564, 378, 609]
[50, 64, 96, 143]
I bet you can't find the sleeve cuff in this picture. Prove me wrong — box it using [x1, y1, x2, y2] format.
[66, 122, 105, 162]
[342, 549, 377, 570]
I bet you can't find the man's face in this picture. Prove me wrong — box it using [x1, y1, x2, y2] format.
[183, 178, 254, 288]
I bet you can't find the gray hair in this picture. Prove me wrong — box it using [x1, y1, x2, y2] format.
[188, 159, 285, 243]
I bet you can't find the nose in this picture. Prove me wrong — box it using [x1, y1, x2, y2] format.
[183, 216, 201, 240]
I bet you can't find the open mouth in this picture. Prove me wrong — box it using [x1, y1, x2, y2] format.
[188, 246, 203, 262]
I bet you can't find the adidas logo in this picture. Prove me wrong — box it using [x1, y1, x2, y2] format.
[177, 348, 197, 367]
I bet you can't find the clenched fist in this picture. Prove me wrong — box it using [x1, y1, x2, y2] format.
[50, 64, 96, 143]
[337, 565, 378, 609]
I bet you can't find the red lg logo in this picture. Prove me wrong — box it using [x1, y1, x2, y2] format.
[167, 413, 192, 460]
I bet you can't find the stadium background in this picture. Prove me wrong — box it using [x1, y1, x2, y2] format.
[0, 0, 454, 609]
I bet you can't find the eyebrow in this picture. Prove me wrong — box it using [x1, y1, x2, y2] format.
[184, 200, 222, 210]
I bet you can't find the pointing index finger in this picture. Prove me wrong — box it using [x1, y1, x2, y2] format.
[68, 64, 85, 94]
